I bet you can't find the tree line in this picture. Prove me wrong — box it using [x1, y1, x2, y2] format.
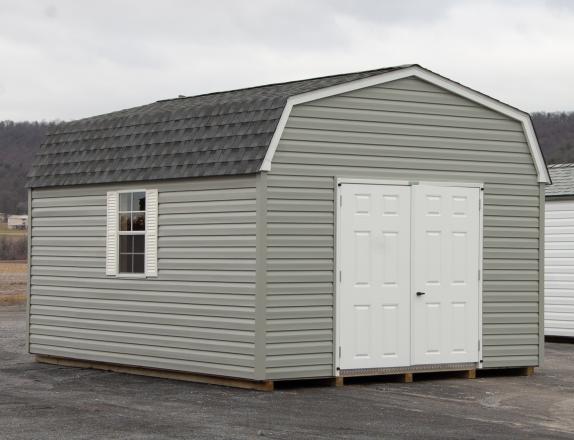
[0, 121, 55, 215]
[531, 112, 574, 164]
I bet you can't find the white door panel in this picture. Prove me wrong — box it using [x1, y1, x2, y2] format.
[339, 184, 411, 369]
[338, 183, 480, 370]
[412, 185, 480, 365]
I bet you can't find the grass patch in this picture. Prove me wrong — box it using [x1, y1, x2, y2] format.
[0, 261, 27, 272]
[0, 223, 26, 237]
[0, 293, 27, 305]
[0, 261, 27, 304]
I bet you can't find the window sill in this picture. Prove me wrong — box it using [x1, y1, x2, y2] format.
[114, 273, 148, 279]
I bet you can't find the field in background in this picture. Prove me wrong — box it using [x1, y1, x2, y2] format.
[0, 261, 27, 305]
[0, 223, 27, 237]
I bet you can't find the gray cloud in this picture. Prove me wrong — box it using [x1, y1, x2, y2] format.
[0, 0, 573, 120]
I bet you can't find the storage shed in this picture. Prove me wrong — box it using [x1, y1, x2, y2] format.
[545, 163, 574, 338]
[8, 214, 28, 230]
[27, 64, 550, 388]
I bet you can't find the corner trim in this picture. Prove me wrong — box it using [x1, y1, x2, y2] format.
[538, 184, 545, 366]
[254, 172, 268, 380]
[26, 189, 32, 353]
[259, 65, 550, 184]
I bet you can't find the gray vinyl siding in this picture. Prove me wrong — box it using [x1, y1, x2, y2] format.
[265, 76, 542, 378]
[264, 175, 335, 379]
[29, 175, 258, 379]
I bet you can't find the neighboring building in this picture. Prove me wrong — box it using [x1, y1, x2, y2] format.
[26, 64, 550, 388]
[7, 214, 28, 230]
[545, 163, 574, 338]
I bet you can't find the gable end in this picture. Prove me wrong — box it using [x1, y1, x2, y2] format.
[261, 66, 549, 184]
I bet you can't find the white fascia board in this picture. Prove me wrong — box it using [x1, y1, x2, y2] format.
[259, 65, 550, 184]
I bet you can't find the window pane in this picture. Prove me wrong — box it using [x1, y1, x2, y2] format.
[119, 235, 133, 253]
[116, 190, 149, 275]
[132, 213, 145, 231]
[133, 254, 145, 273]
[119, 253, 132, 273]
[134, 192, 146, 211]
[133, 235, 145, 253]
[119, 213, 132, 231]
[119, 193, 132, 212]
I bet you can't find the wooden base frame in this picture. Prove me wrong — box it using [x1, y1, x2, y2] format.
[36, 356, 535, 391]
[35, 355, 274, 392]
[334, 368, 478, 386]
[519, 367, 535, 377]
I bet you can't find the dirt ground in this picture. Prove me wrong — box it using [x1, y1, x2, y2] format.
[0, 261, 27, 305]
[1, 308, 574, 439]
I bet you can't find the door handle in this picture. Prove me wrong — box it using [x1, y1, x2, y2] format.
[416, 291, 426, 296]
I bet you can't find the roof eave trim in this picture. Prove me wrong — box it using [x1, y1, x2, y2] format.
[259, 65, 551, 184]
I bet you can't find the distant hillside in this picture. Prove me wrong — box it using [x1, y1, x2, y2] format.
[531, 112, 574, 164]
[0, 121, 55, 214]
[0, 112, 572, 214]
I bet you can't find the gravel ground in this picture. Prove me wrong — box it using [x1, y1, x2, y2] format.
[1, 308, 574, 440]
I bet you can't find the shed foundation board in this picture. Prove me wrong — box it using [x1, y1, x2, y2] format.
[35, 355, 274, 391]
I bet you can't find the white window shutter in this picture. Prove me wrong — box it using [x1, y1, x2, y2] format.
[145, 188, 159, 277]
[106, 191, 119, 276]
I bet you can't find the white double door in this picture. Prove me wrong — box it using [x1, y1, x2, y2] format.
[339, 183, 480, 370]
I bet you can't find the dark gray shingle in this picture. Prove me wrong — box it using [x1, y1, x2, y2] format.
[28, 65, 409, 188]
[546, 163, 574, 197]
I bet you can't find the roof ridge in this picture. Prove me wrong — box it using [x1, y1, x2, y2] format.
[156, 64, 415, 103]
[65, 64, 413, 126]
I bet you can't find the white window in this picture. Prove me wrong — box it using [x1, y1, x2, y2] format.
[106, 189, 158, 277]
[119, 191, 146, 273]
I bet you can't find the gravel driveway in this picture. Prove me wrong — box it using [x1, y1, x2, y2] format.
[1, 308, 573, 439]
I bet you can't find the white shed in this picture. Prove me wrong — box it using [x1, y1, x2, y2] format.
[545, 163, 574, 338]
[7, 215, 28, 230]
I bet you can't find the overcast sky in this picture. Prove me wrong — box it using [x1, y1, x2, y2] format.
[1, 0, 573, 121]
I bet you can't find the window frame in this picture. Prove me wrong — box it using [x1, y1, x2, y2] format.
[116, 189, 147, 278]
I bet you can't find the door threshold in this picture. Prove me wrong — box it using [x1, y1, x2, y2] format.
[339, 362, 478, 377]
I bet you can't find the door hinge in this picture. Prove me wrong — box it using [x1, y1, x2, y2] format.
[478, 340, 481, 351]
[339, 194, 342, 207]
[339, 346, 342, 358]
[339, 270, 342, 283]
[478, 269, 481, 281]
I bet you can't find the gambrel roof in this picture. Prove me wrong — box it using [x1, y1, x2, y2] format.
[28, 64, 550, 188]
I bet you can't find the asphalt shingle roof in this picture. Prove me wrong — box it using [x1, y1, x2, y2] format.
[546, 163, 574, 197]
[28, 65, 410, 188]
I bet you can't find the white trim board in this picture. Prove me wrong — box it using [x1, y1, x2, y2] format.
[259, 65, 550, 184]
[337, 178, 411, 186]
